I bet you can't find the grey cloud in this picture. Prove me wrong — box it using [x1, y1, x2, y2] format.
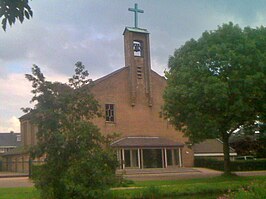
[1, 0, 266, 78]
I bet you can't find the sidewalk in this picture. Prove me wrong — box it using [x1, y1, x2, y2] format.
[0, 172, 28, 178]
[0, 177, 33, 188]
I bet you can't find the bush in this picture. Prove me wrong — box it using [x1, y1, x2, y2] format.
[195, 158, 224, 171]
[30, 164, 44, 179]
[0, 159, 2, 171]
[195, 158, 266, 171]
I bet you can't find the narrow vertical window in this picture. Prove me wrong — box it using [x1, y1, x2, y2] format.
[137, 66, 142, 79]
[133, 40, 143, 57]
[105, 104, 115, 122]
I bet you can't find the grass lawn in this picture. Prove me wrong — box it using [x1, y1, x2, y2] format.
[110, 175, 266, 198]
[0, 187, 39, 199]
[0, 176, 266, 199]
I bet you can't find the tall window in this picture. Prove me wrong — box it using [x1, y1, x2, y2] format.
[105, 104, 115, 122]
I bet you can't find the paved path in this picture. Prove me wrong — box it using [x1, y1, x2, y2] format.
[1, 168, 266, 188]
[0, 177, 33, 188]
[0, 172, 28, 178]
[123, 167, 223, 181]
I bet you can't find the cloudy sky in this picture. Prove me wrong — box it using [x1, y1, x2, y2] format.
[0, 0, 266, 133]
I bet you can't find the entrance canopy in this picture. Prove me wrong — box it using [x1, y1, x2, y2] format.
[111, 137, 184, 169]
[111, 136, 184, 148]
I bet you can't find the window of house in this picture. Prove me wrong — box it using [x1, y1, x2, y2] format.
[105, 104, 115, 122]
[133, 40, 143, 57]
[16, 135, 21, 142]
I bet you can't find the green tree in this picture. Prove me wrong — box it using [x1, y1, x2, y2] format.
[163, 23, 266, 175]
[24, 62, 118, 199]
[0, 0, 33, 31]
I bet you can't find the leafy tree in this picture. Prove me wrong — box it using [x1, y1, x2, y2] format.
[230, 125, 266, 158]
[0, 0, 33, 31]
[24, 62, 118, 199]
[163, 23, 266, 175]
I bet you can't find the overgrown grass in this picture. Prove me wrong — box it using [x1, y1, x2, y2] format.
[0, 176, 266, 199]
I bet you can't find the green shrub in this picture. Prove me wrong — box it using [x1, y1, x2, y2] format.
[195, 158, 224, 170]
[231, 159, 266, 171]
[0, 159, 2, 171]
[195, 158, 266, 171]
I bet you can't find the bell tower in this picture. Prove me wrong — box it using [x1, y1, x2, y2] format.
[124, 3, 152, 107]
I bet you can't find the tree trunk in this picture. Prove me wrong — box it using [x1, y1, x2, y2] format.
[222, 132, 231, 175]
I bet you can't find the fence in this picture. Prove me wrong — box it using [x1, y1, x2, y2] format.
[0, 159, 44, 176]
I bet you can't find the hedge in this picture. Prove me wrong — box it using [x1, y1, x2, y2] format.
[195, 158, 266, 171]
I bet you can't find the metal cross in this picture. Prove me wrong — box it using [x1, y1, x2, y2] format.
[128, 3, 144, 28]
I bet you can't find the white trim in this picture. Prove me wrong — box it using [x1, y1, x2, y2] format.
[179, 148, 182, 167]
[141, 149, 144, 168]
[164, 148, 168, 168]
[138, 149, 141, 169]
[195, 153, 237, 157]
[111, 137, 126, 145]
[122, 149, 125, 169]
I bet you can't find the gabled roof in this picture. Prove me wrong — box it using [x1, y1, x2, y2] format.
[111, 136, 184, 148]
[92, 67, 129, 86]
[0, 133, 21, 147]
[193, 139, 235, 154]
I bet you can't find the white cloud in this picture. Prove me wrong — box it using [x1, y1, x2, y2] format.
[0, 69, 102, 133]
[0, 73, 31, 132]
[0, 116, 20, 133]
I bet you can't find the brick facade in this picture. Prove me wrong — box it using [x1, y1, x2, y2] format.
[4, 26, 194, 170]
[91, 27, 194, 167]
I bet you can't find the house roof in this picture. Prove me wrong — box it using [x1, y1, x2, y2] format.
[193, 139, 235, 154]
[111, 137, 184, 148]
[0, 133, 21, 147]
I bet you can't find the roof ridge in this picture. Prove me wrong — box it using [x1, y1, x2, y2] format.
[92, 67, 128, 85]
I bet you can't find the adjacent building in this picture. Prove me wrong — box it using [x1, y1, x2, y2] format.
[0, 132, 21, 154]
[193, 139, 237, 160]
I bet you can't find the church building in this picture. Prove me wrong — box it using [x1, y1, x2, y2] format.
[3, 4, 194, 172]
[90, 4, 194, 168]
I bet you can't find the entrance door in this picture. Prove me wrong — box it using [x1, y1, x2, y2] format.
[143, 149, 162, 168]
